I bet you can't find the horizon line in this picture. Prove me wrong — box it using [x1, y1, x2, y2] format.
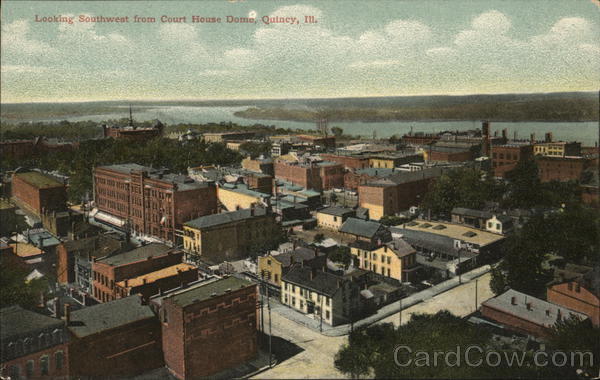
[1, 90, 597, 105]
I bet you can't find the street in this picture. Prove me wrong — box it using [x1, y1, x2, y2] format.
[254, 272, 495, 379]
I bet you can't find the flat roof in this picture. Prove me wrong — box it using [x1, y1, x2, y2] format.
[15, 172, 63, 189]
[10, 243, 44, 258]
[116, 263, 196, 288]
[317, 206, 355, 217]
[96, 243, 173, 267]
[399, 219, 504, 246]
[185, 207, 268, 229]
[164, 276, 254, 307]
[68, 295, 155, 338]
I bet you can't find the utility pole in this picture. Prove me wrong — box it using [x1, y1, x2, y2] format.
[398, 298, 402, 327]
[475, 278, 478, 311]
[260, 281, 264, 334]
[458, 249, 462, 284]
[267, 284, 272, 368]
[320, 295, 323, 333]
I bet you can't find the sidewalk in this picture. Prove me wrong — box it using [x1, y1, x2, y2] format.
[270, 264, 492, 337]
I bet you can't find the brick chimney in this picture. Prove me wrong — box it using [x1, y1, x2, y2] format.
[530, 133, 535, 144]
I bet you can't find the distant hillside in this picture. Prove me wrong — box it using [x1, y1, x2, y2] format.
[1, 92, 597, 122]
[234, 92, 599, 122]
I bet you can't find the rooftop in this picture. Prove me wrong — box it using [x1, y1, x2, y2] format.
[270, 246, 325, 267]
[1, 306, 65, 341]
[283, 266, 347, 297]
[0, 199, 14, 210]
[340, 218, 384, 239]
[452, 207, 493, 219]
[482, 289, 588, 328]
[163, 276, 254, 307]
[97, 164, 209, 191]
[398, 219, 504, 247]
[68, 295, 155, 338]
[116, 263, 196, 288]
[96, 243, 173, 267]
[317, 206, 355, 217]
[15, 172, 63, 189]
[10, 243, 44, 258]
[185, 207, 269, 230]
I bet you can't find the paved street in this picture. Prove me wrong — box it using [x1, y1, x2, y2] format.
[253, 272, 495, 379]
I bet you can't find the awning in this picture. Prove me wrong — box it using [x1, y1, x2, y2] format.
[94, 211, 126, 227]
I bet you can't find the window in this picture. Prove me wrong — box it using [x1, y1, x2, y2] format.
[274, 274, 279, 283]
[55, 351, 64, 370]
[381, 255, 385, 263]
[387, 268, 391, 277]
[326, 298, 330, 306]
[496, 223, 501, 230]
[387, 257, 391, 264]
[26, 360, 34, 377]
[8, 365, 19, 379]
[40, 355, 49, 375]
[325, 310, 330, 319]
[568, 282, 573, 291]
[488, 222, 492, 228]
[373, 254, 377, 260]
[576, 284, 581, 293]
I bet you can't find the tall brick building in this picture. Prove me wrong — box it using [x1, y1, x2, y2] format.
[102, 119, 164, 142]
[274, 160, 344, 191]
[358, 167, 444, 220]
[11, 171, 67, 217]
[93, 164, 217, 242]
[67, 295, 164, 377]
[1, 306, 69, 379]
[91, 243, 185, 303]
[491, 143, 534, 178]
[154, 276, 258, 379]
[537, 156, 595, 182]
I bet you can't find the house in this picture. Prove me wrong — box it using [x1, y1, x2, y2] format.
[547, 266, 599, 327]
[257, 246, 326, 287]
[281, 265, 362, 326]
[350, 239, 419, 283]
[481, 289, 588, 339]
[153, 276, 258, 379]
[485, 214, 514, 235]
[182, 206, 280, 264]
[316, 206, 355, 230]
[67, 295, 164, 377]
[0, 306, 69, 379]
[340, 217, 391, 245]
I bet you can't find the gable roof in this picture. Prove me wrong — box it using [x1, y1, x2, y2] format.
[1, 306, 65, 341]
[68, 295, 155, 338]
[340, 218, 385, 239]
[184, 207, 268, 230]
[282, 266, 348, 297]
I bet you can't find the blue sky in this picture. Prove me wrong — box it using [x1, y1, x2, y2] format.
[1, 0, 599, 102]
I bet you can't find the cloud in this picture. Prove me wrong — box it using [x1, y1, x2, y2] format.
[1, 20, 56, 56]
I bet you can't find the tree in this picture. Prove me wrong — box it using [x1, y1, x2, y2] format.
[502, 159, 543, 209]
[239, 141, 272, 158]
[331, 127, 344, 137]
[313, 233, 325, 244]
[549, 316, 600, 375]
[328, 246, 352, 268]
[0, 264, 48, 310]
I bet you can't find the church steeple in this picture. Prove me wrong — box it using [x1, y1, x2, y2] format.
[128, 104, 134, 127]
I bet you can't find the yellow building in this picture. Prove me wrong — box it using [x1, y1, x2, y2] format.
[217, 184, 269, 212]
[257, 246, 326, 287]
[369, 157, 396, 169]
[315, 206, 355, 230]
[350, 240, 417, 282]
[183, 207, 280, 263]
[533, 142, 581, 157]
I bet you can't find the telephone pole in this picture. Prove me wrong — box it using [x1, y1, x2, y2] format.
[475, 278, 478, 311]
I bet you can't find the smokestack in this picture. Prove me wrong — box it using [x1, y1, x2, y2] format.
[501, 129, 507, 144]
[530, 133, 535, 144]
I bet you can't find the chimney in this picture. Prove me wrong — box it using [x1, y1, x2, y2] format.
[63, 303, 71, 325]
[53, 297, 61, 318]
[250, 205, 255, 216]
[124, 279, 129, 287]
[530, 133, 535, 144]
[513, 130, 518, 141]
[314, 247, 319, 257]
[526, 302, 532, 311]
[501, 129, 507, 143]
[337, 279, 342, 289]
[511, 296, 516, 305]
[309, 269, 315, 280]
[142, 278, 147, 285]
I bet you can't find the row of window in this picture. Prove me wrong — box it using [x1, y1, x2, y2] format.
[5, 331, 63, 358]
[93, 271, 114, 289]
[5, 351, 63, 379]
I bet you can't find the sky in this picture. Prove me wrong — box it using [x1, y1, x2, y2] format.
[1, 0, 599, 103]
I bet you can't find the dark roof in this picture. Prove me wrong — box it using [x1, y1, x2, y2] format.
[274, 247, 325, 267]
[391, 227, 458, 256]
[318, 206, 355, 217]
[96, 243, 172, 266]
[63, 234, 122, 259]
[164, 276, 254, 307]
[185, 207, 268, 229]
[1, 306, 65, 341]
[68, 295, 154, 338]
[340, 218, 384, 239]
[452, 207, 493, 219]
[386, 239, 416, 258]
[282, 266, 347, 297]
[493, 214, 513, 223]
[580, 266, 600, 298]
[14, 172, 63, 189]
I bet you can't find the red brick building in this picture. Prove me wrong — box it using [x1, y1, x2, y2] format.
[67, 295, 164, 377]
[114, 263, 198, 301]
[1, 306, 69, 379]
[491, 144, 534, 178]
[1, 138, 78, 160]
[537, 156, 595, 182]
[547, 266, 599, 327]
[91, 243, 184, 303]
[12, 171, 67, 217]
[358, 167, 444, 220]
[274, 160, 344, 191]
[401, 133, 440, 146]
[296, 134, 336, 149]
[481, 289, 588, 339]
[155, 276, 258, 379]
[320, 153, 370, 170]
[245, 173, 273, 194]
[93, 164, 217, 242]
[102, 120, 164, 142]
